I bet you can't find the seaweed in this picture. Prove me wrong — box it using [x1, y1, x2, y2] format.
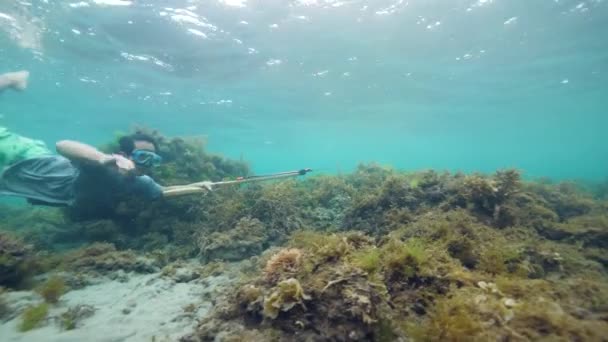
[36, 276, 67, 304]
[61, 243, 159, 275]
[2, 129, 608, 341]
[19, 303, 49, 332]
[199, 217, 268, 262]
[263, 248, 303, 284]
[185, 191, 608, 341]
[262, 278, 310, 319]
[0, 287, 8, 319]
[0, 232, 33, 288]
[59, 304, 95, 330]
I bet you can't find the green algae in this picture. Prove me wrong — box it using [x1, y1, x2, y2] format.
[180, 166, 608, 341]
[262, 278, 310, 319]
[19, 303, 49, 332]
[59, 304, 95, 330]
[351, 247, 382, 274]
[0, 232, 33, 288]
[36, 276, 67, 304]
[0, 287, 8, 319]
[2, 131, 608, 341]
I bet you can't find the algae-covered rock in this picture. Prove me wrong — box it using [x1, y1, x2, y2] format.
[263, 248, 303, 284]
[62, 243, 159, 275]
[262, 278, 310, 319]
[249, 180, 305, 238]
[407, 279, 608, 341]
[0, 287, 9, 320]
[36, 276, 67, 304]
[80, 219, 122, 243]
[187, 203, 608, 341]
[60, 304, 95, 330]
[199, 217, 268, 262]
[539, 214, 608, 247]
[190, 232, 396, 341]
[0, 232, 33, 288]
[2, 131, 607, 341]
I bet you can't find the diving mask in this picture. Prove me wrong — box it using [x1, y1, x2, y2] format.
[131, 149, 162, 168]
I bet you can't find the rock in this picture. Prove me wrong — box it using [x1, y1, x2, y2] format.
[60, 304, 96, 330]
[173, 268, 200, 283]
[199, 217, 268, 262]
[0, 233, 33, 288]
[503, 298, 516, 308]
[111, 270, 129, 282]
[474, 294, 488, 305]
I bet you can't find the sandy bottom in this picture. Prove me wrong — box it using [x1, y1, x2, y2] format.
[0, 269, 233, 342]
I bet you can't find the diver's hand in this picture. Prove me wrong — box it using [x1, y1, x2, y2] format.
[7, 71, 29, 91]
[100, 154, 135, 174]
[196, 181, 214, 192]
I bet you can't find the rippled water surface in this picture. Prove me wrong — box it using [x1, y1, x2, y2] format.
[1, 0, 607, 179]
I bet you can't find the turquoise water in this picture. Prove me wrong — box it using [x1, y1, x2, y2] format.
[1, 0, 607, 180]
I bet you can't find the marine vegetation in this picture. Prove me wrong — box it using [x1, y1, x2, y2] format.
[59, 304, 95, 330]
[198, 217, 268, 262]
[18, 303, 49, 332]
[179, 164, 607, 341]
[36, 276, 67, 304]
[0, 232, 33, 288]
[1, 131, 607, 340]
[0, 287, 8, 319]
[60, 243, 159, 276]
[184, 214, 608, 341]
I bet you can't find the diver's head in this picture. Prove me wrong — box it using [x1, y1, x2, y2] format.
[118, 133, 162, 173]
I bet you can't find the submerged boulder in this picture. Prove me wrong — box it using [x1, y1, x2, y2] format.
[198, 217, 269, 262]
[0, 232, 33, 288]
[62, 243, 159, 275]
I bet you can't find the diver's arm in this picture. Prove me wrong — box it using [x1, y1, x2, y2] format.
[0, 71, 29, 91]
[56, 140, 135, 172]
[56, 140, 109, 163]
[161, 182, 213, 198]
[162, 186, 208, 197]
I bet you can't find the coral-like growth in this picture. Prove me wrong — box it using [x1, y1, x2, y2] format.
[0, 232, 33, 288]
[187, 232, 394, 341]
[408, 279, 608, 341]
[199, 217, 268, 262]
[263, 248, 302, 284]
[351, 247, 382, 274]
[60, 304, 95, 330]
[36, 276, 67, 304]
[249, 180, 305, 238]
[541, 214, 608, 247]
[186, 202, 608, 341]
[2, 130, 608, 341]
[61, 243, 158, 275]
[19, 303, 49, 332]
[263, 278, 310, 319]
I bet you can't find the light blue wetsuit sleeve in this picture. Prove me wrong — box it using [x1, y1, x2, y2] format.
[131, 175, 163, 200]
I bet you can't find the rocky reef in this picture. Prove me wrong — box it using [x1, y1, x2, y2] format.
[0, 232, 33, 288]
[179, 166, 608, 341]
[1, 131, 607, 340]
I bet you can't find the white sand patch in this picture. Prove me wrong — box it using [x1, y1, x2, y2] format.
[0, 271, 234, 342]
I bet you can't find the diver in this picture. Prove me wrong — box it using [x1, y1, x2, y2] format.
[1, 70, 310, 217]
[0, 70, 212, 215]
[0, 128, 214, 210]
